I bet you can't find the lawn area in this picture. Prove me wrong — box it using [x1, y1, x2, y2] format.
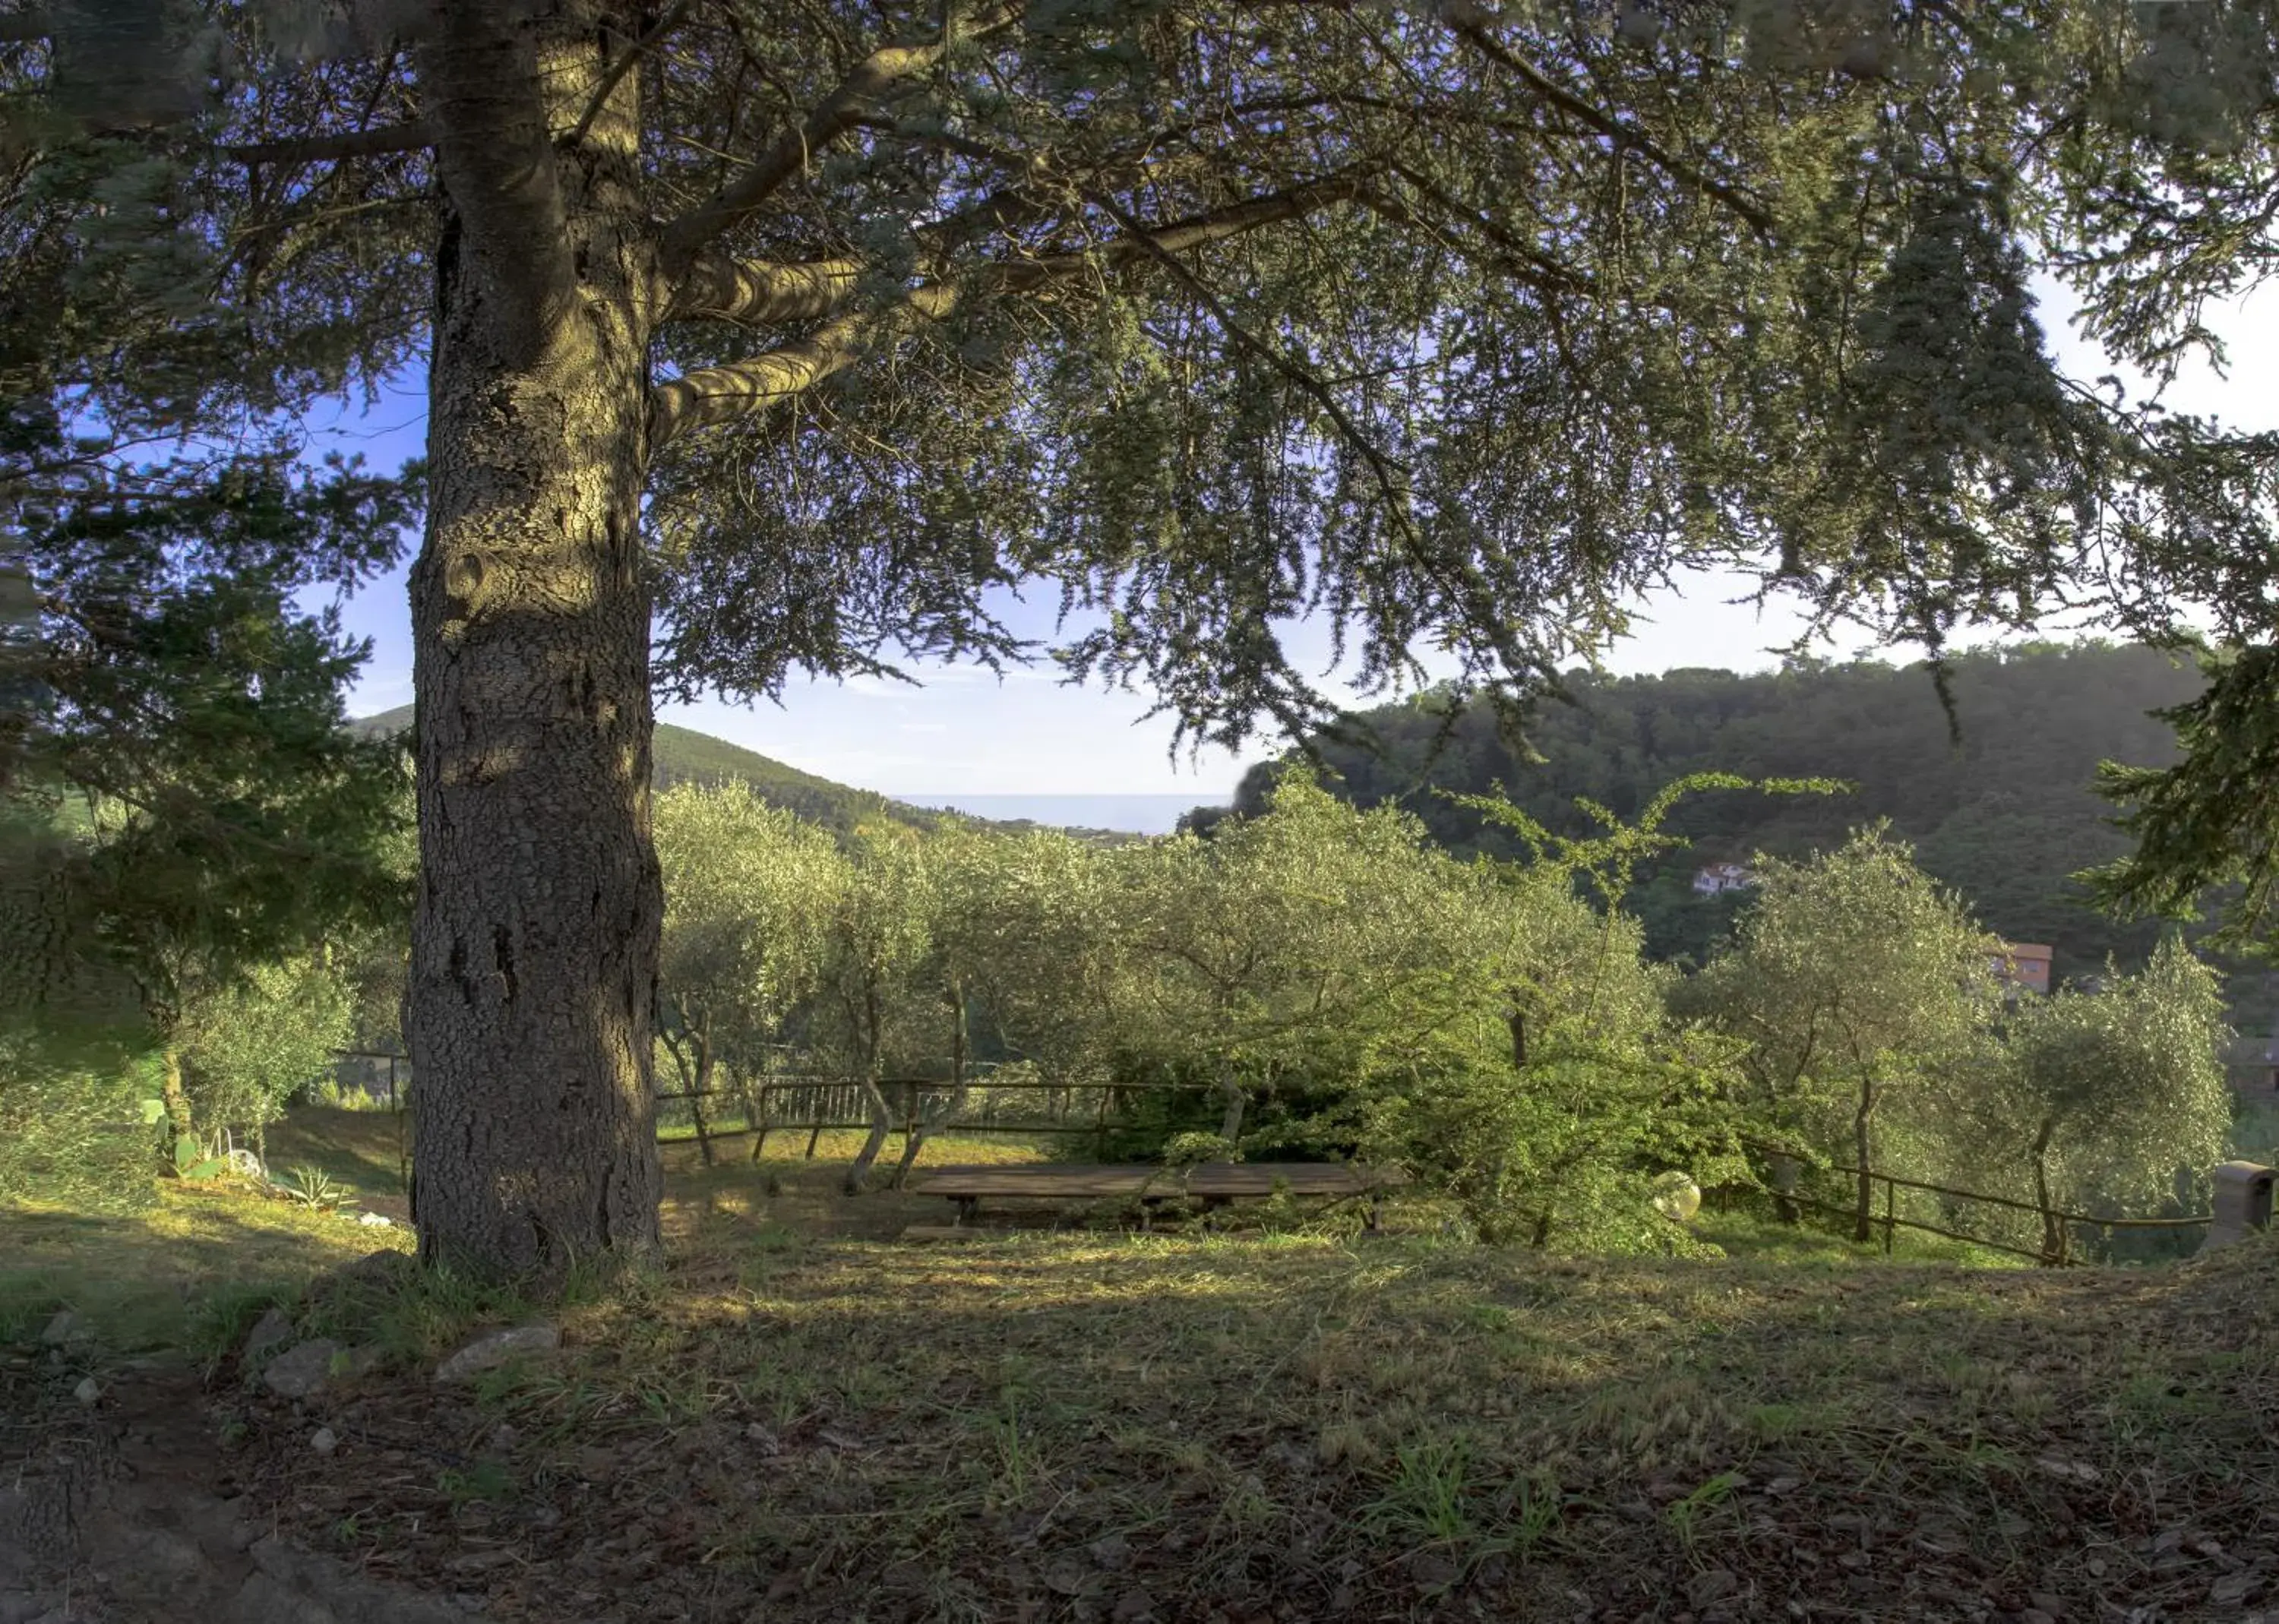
[231, 1213, 2279, 1623]
[10, 1111, 2277, 1622]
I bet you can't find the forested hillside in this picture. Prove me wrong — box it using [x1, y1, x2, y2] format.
[352, 705, 944, 841]
[1233, 643, 2219, 989]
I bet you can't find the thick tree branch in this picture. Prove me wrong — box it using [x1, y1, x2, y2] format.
[657, 2, 1023, 273]
[1449, 23, 1775, 237]
[665, 254, 866, 324]
[650, 172, 1370, 447]
[649, 285, 959, 447]
[222, 119, 437, 166]
[1016, 172, 1367, 284]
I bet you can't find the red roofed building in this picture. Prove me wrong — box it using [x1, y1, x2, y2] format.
[1990, 941, 2053, 997]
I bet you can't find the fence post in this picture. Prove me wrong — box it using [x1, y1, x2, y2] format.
[1882, 1177, 1895, 1257]
[2200, 1162, 2275, 1255]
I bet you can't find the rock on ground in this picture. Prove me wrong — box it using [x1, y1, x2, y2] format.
[433, 1324, 559, 1383]
[259, 1340, 340, 1400]
[240, 1308, 294, 1364]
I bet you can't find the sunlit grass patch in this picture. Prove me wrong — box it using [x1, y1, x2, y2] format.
[0, 1180, 413, 1351]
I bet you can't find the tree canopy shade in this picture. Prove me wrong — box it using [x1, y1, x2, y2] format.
[15, 0, 2279, 1276]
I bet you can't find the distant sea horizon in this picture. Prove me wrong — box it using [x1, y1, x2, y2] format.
[902, 792, 1225, 836]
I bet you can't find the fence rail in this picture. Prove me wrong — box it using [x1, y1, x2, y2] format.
[1746, 1139, 2214, 1266]
[653, 1071, 1216, 1161]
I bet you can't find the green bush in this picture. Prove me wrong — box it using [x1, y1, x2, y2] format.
[0, 1039, 161, 1211]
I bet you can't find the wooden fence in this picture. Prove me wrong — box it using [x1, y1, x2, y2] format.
[653, 1070, 1209, 1161]
[1749, 1141, 2214, 1266]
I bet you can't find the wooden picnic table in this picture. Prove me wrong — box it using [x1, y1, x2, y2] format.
[910, 1161, 1404, 1227]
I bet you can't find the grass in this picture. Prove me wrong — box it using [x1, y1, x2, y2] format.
[11, 1109, 2279, 1622]
[261, 1208, 2279, 1622]
[0, 1179, 413, 1356]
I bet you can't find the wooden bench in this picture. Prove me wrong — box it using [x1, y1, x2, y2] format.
[1186, 1162, 1406, 1229]
[909, 1164, 1181, 1224]
[911, 1161, 1404, 1227]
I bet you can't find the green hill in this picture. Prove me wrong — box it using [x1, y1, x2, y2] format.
[1239, 641, 2236, 994]
[351, 705, 946, 840]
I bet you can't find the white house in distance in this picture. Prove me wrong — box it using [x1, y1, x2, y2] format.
[1693, 862, 1758, 897]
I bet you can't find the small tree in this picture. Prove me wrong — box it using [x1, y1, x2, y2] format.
[1980, 939, 2233, 1262]
[1693, 826, 2000, 1242]
[1116, 776, 1466, 1152]
[654, 782, 841, 1163]
[817, 825, 936, 1195]
[899, 825, 1121, 1184]
[176, 949, 356, 1165]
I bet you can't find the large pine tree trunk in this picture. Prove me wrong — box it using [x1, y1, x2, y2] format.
[405, 3, 665, 1280]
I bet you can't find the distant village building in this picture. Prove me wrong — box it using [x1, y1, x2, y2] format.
[1692, 862, 1758, 897]
[1989, 941, 2053, 998]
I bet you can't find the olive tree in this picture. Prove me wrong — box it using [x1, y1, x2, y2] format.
[1692, 826, 2000, 1242]
[653, 780, 841, 1161]
[815, 824, 936, 1194]
[1977, 938, 2232, 1260]
[175, 948, 356, 1163]
[1115, 776, 1471, 1151]
[896, 825, 1122, 1182]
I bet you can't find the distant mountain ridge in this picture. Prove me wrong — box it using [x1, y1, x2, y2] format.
[350, 705, 948, 839]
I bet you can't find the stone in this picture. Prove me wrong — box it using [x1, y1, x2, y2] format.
[1408, 1551, 1461, 1592]
[226, 1572, 342, 1624]
[38, 1312, 84, 1348]
[88, 1522, 221, 1607]
[310, 1427, 339, 1456]
[261, 1339, 342, 1400]
[433, 1325, 559, 1384]
[242, 1308, 295, 1363]
[241, 1536, 480, 1623]
[71, 1378, 99, 1407]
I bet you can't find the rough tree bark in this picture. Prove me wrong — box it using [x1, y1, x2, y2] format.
[404, 2, 665, 1278]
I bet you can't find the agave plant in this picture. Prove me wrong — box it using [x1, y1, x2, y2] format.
[277, 1165, 357, 1213]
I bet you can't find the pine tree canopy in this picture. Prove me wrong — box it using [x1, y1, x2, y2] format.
[8, 1, 2275, 735]
[2, 100, 419, 1037]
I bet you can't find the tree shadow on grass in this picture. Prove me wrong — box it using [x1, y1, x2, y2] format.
[242, 1225, 2279, 1624]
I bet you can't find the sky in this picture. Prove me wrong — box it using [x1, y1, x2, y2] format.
[317, 276, 2279, 801]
